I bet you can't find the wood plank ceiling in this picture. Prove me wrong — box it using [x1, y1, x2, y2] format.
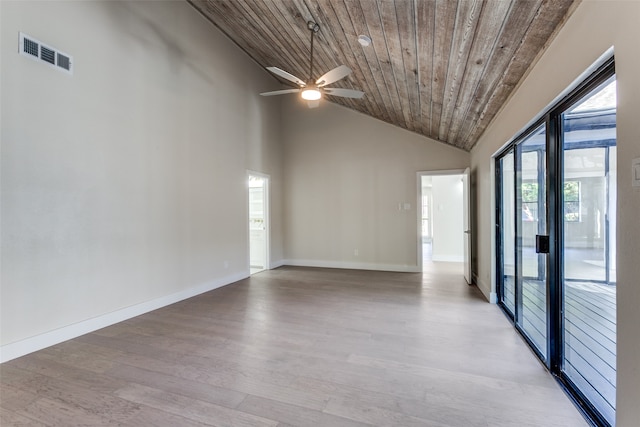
[188, 0, 578, 151]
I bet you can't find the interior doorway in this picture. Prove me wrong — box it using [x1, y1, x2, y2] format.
[248, 172, 269, 275]
[418, 169, 470, 281]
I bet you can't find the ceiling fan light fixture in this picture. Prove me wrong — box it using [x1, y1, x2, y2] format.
[262, 21, 363, 105]
[301, 88, 322, 101]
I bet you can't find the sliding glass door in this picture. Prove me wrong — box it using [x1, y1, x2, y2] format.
[497, 150, 515, 316]
[517, 125, 548, 359]
[561, 76, 617, 425]
[497, 124, 548, 360]
[496, 61, 616, 426]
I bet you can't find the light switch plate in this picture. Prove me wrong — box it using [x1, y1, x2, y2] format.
[633, 158, 640, 188]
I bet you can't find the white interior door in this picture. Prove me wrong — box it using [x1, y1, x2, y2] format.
[463, 167, 471, 284]
[248, 173, 268, 274]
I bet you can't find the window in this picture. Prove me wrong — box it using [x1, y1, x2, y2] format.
[563, 181, 580, 221]
[521, 181, 539, 221]
[422, 191, 431, 238]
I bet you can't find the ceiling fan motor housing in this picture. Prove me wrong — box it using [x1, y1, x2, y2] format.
[307, 21, 320, 33]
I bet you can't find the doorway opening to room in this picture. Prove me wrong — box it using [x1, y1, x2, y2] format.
[248, 172, 269, 275]
[418, 169, 471, 283]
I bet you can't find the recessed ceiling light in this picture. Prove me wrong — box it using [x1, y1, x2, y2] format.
[357, 35, 371, 47]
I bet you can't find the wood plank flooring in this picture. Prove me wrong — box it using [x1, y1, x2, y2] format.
[0, 264, 588, 426]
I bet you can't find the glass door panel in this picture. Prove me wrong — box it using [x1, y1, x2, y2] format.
[561, 77, 616, 425]
[516, 124, 547, 359]
[495, 62, 615, 426]
[499, 151, 516, 316]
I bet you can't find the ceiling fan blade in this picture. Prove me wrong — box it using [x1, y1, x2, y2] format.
[260, 89, 300, 96]
[323, 87, 365, 99]
[316, 65, 352, 87]
[266, 67, 306, 87]
[307, 99, 320, 109]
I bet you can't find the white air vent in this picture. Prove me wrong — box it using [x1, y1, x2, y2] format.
[19, 32, 73, 75]
[57, 52, 71, 71]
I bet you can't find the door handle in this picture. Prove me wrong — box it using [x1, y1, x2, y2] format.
[536, 235, 550, 254]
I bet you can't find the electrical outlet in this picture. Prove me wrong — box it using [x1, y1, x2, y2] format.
[354, 249, 359, 256]
[224, 261, 229, 269]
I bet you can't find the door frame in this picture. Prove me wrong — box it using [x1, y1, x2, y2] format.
[416, 169, 470, 275]
[493, 57, 616, 427]
[247, 170, 270, 274]
[462, 167, 471, 284]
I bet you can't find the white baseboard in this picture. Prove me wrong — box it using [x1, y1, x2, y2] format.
[269, 259, 285, 269]
[0, 271, 249, 363]
[281, 259, 420, 273]
[489, 291, 498, 304]
[475, 277, 496, 304]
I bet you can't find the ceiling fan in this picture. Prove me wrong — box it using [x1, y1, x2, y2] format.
[260, 21, 364, 108]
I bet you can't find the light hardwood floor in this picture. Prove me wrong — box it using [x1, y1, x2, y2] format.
[1, 264, 588, 426]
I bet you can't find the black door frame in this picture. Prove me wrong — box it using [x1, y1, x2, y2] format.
[495, 58, 616, 427]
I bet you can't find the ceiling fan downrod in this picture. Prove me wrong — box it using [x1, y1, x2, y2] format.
[307, 21, 320, 82]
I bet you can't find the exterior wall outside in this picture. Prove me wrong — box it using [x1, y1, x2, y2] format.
[470, 2, 640, 424]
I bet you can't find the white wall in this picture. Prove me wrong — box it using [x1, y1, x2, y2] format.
[470, 1, 640, 424]
[431, 175, 464, 262]
[0, 1, 283, 360]
[282, 99, 470, 272]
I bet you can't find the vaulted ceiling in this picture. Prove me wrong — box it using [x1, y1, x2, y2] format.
[188, 0, 578, 151]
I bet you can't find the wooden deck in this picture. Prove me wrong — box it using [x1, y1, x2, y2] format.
[502, 276, 616, 423]
[564, 280, 616, 423]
